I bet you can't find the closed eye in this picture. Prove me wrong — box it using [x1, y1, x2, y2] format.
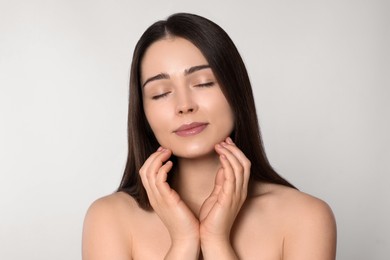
[152, 92, 171, 100]
[195, 82, 215, 87]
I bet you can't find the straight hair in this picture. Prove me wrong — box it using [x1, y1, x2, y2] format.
[118, 13, 295, 210]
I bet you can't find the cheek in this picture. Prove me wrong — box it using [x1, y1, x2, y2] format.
[144, 103, 158, 129]
[222, 108, 235, 133]
[216, 98, 235, 133]
[204, 93, 234, 121]
[144, 103, 170, 140]
[145, 113, 160, 132]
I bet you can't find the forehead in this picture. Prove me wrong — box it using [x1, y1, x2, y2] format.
[141, 37, 208, 80]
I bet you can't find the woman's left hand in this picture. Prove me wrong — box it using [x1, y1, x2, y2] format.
[199, 137, 251, 256]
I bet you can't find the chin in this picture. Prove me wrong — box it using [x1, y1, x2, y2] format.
[170, 143, 216, 159]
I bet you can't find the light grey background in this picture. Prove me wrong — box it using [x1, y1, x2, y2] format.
[0, 0, 389, 259]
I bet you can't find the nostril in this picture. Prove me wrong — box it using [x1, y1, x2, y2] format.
[177, 105, 196, 115]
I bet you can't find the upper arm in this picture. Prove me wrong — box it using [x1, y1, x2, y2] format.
[82, 196, 132, 260]
[283, 197, 337, 260]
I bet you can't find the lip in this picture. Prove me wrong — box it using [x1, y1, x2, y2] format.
[174, 122, 208, 137]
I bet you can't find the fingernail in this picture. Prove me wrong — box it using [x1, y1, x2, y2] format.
[227, 137, 233, 144]
[157, 146, 163, 152]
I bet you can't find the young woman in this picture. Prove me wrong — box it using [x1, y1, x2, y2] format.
[82, 13, 337, 259]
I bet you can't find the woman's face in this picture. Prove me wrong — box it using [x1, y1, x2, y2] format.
[141, 37, 234, 158]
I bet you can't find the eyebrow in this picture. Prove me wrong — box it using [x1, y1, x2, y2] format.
[142, 64, 211, 88]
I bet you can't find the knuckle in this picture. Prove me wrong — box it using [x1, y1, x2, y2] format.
[146, 172, 154, 180]
[244, 160, 251, 168]
[155, 181, 164, 189]
[234, 164, 243, 173]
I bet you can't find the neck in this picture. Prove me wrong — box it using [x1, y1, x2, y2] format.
[171, 153, 220, 216]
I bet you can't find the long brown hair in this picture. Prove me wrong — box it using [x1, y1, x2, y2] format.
[118, 13, 295, 210]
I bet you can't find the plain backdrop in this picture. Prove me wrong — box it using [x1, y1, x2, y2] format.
[0, 0, 389, 259]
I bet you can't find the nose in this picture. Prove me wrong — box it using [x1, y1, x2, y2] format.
[175, 89, 198, 115]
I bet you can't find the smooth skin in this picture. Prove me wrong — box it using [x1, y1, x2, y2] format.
[138, 138, 251, 259]
[82, 37, 337, 259]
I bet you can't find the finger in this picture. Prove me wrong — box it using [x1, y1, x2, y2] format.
[210, 167, 224, 197]
[155, 160, 174, 197]
[147, 148, 172, 181]
[146, 149, 172, 200]
[216, 143, 243, 193]
[139, 147, 165, 184]
[140, 147, 163, 171]
[141, 148, 172, 188]
[217, 151, 235, 196]
[221, 139, 251, 191]
[139, 148, 172, 204]
[224, 138, 251, 169]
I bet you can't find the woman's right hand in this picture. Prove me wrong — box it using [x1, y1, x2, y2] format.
[139, 147, 200, 258]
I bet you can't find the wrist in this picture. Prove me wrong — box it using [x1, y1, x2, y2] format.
[200, 238, 238, 260]
[165, 238, 200, 260]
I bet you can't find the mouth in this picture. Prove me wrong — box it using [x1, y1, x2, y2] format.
[173, 122, 209, 137]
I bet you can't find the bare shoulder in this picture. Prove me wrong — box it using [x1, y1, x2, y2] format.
[85, 191, 138, 218]
[250, 183, 337, 259]
[82, 192, 138, 260]
[257, 183, 335, 220]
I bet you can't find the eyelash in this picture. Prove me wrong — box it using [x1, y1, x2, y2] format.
[196, 82, 215, 87]
[152, 92, 171, 100]
[151, 82, 215, 100]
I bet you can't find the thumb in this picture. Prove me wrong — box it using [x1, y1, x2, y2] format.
[210, 167, 225, 196]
